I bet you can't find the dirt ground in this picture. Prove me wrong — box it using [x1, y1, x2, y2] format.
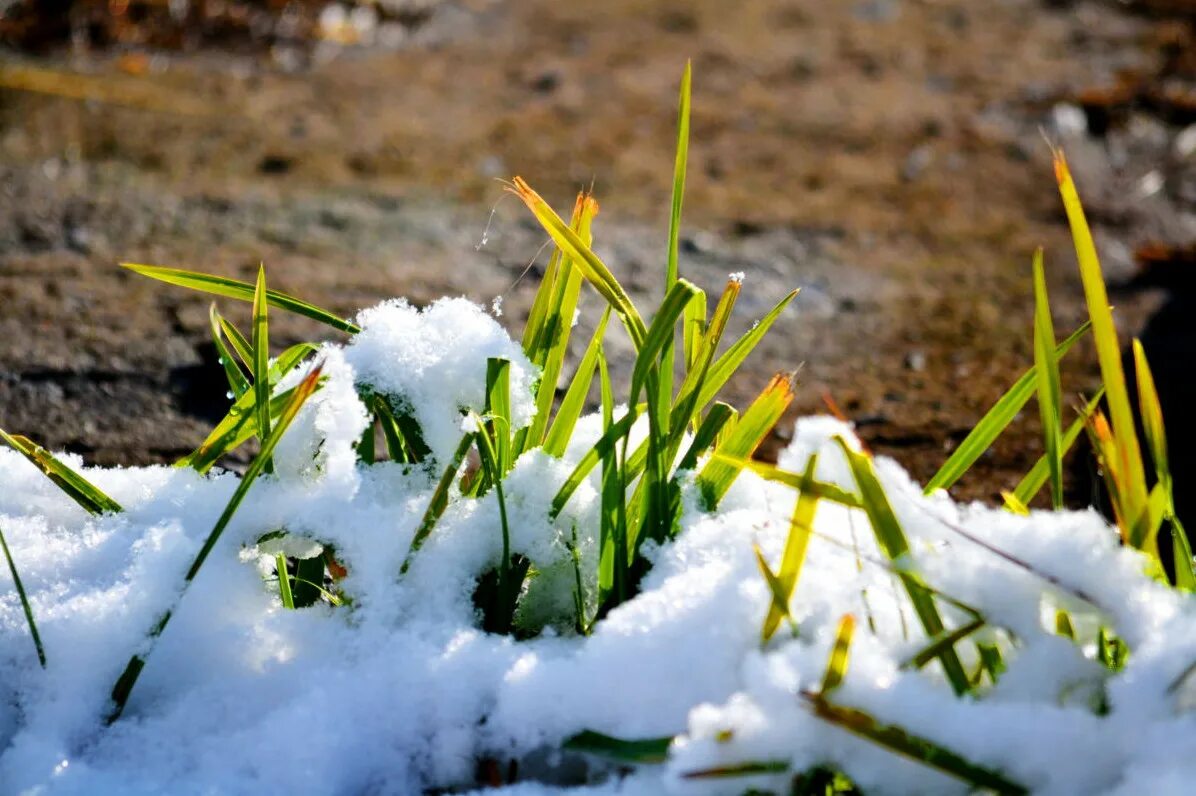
[0, 0, 1192, 504]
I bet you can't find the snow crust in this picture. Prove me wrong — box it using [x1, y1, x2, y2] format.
[1, 299, 1195, 795]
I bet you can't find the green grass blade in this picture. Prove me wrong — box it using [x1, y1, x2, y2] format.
[0, 524, 45, 666]
[1054, 152, 1149, 526]
[694, 288, 798, 412]
[729, 456, 864, 509]
[1032, 249, 1065, 508]
[1133, 340, 1169, 490]
[660, 60, 692, 403]
[802, 693, 1027, 794]
[0, 429, 122, 515]
[209, 304, 250, 399]
[185, 367, 323, 583]
[518, 193, 597, 454]
[1011, 388, 1103, 507]
[562, 730, 672, 765]
[924, 320, 1091, 495]
[676, 401, 735, 472]
[472, 412, 519, 634]
[543, 308, 611, 458]
[401, 432, 476, 573]
[754, 544, 796, 641]
[682, 286, 706, 374]
[820, 614, 856, 695]
[549, 404, 644, 520]
[681, 761, 791, 780]
[671, 277, 739, 440]
[761, 454, 820, 643]
[837, 438, 971, 695]
[275, 555, 295, 609]
[1172, 516, 1196, 591]
[108, 364, 324, 722]
[121, 263, 359, 334]
[629, 279, 700, 409]
[485, 358, 513, 475]
[900, 616, 986, 671]
[252, 266, 272, 465]
[508, 178, 647, 349]
[598, 344, 628, 605]
[696, 374, 794, 510]
[218, 316, 253, 371]
[177, 343, 315, 473]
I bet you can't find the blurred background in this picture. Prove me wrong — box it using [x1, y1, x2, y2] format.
[0, 0, 1194, 503]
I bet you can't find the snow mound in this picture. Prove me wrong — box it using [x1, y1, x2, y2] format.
[0, 298, 1194, 795]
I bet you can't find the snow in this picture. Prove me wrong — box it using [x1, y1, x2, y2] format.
[2, 297, 1196, 795]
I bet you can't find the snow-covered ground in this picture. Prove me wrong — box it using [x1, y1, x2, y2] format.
[2, 298, 1195, 795]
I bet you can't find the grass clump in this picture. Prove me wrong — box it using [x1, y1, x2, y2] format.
[0, 63, 1193, 795]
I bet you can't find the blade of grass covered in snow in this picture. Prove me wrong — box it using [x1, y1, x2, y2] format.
[562, 730, 673, 765]
[801, 692, 1027, 794]
[659, 60, 692, 403]
[121, 263, 359, 334]
[836, 438, 971, 695]
[542, 307, 611, 458]
[760, 454, 821, 644]
[804, 615, 1024, 793]
[251, 266, 272, 471]
[508, 178, 647, 349]
[209, 304, 250, 399]
[0, 429, 123, 515]
[1032, 249, 1065, 509]
[681, 761, 791, 779]
[0, 524, 45, 666]
[108, 364, 324, 722]
[1010, 389, 1104, 508]
[900, 616, 987, 671]
[1054, 151, 1150, 548]
[924, 320, 1091, 495]
[400, 432, 476, 574]
[516, 192, 598, 454]
[696, 374, 794, 510]
[177, 343, 316, 473]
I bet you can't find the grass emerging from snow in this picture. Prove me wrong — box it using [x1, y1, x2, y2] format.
[0, 66, 1194, 795]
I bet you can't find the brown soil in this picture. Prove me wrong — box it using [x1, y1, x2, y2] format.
[0, 0, 1189, 503]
